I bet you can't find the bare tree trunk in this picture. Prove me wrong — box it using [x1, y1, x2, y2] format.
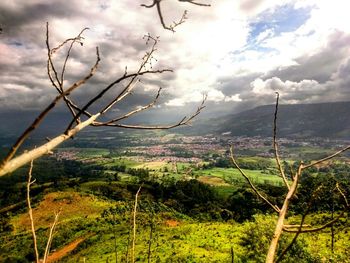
[266, 166, 301, 263]
[27, 160, 40, 263]
[131, 186, 142, 263]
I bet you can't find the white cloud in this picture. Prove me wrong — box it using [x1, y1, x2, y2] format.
[0, 0, 350, 116]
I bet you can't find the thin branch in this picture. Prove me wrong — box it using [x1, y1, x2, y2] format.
[59, 28, 89, 85]
[229, 146, 280, 213]
[132, 185, 142, 263]
[302, 145, 350, 170]
[43, 210, 61, 263]
[95, 87, 162, 125]
[179, 0, 211, 6]
[46, 23, 93, 122]
[99, 35, 161, 115]
[282, 211, 347, 233]
[65, 67, 171, 133]
[336, 182, 349, 207]
[141, 0, 210, 31]
[282, 182, 348, 235]
[27, 160, 40, 263]
[0, 113, 101, 177]
[0, 45, 100, 170]
[97, 95, 206, 130]
[273, 92, 290, 189]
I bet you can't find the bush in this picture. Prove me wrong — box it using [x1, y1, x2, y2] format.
[238, 214, 320, 262]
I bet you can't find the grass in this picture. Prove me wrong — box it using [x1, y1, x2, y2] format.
[59, 220, 244, 263]
[195, 167, 284, 186]
[11, 191, 112, 232]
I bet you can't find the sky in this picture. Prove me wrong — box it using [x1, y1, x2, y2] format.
[1, 0, 350, 122]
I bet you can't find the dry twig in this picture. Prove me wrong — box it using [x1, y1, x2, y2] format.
[131, 185, 142, 263]
[0, 26, 205, 177]
[27, 160, 39, 263]
[141, 0, 210, 31]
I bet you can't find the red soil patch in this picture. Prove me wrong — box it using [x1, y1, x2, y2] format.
[46, 237, 85, 262]
[198, 176, 229, 186]
[165, 219, 180, 227]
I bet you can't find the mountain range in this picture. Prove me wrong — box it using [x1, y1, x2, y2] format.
[0, 101, 350, 144]
[192, 101, 350, 139]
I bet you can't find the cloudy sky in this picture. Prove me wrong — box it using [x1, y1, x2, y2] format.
[1, 0, 350, 122]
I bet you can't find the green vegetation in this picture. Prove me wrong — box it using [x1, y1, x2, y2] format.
[1, 140, 349, 262]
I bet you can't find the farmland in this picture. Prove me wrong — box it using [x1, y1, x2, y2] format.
[0, 132, 350, 262]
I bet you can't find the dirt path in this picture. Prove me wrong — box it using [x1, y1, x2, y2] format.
[46, 237, 86, 262]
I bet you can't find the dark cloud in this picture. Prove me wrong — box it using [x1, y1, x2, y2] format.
[264, 31, 350, 83]
[217, 72, 261, 96]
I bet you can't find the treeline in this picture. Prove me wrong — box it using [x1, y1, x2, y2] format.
[203, 156, 272, 170]
[1, 156, 349, 225]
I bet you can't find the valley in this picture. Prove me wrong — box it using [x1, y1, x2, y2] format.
[1, 131, 349, 262]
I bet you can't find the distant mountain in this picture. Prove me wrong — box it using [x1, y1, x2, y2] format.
[1, 101, 350, 146]
[203, 101, 350, 139]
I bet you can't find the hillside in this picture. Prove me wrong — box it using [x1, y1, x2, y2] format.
[1, 101, 350, 150]
[196, 101, 350, 139]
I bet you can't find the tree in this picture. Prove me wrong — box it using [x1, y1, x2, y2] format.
[141, 0, 211, 31]
[230, 92, 350, 263]
[0, 24, 206, 177]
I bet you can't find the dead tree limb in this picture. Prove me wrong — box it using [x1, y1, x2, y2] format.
[141, 0, 210, 31]
[43, 210, 61, 263]
[0, 26, 205, 177]
[273, 92, 290, 189]
[27, 160, 40, 263]
[230, 93, 350, 263]
[131, 185, 142, 263]
[229, 146, 280, 213]
[26, 160, 61, 263]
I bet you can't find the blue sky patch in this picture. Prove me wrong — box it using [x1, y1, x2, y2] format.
[249, 4, 312, 42]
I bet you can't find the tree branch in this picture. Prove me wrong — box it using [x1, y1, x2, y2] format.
[0, 113, 101, 176]
[27, 160, 40, 263]
[282, 211, 347, 233]
[0, 41, 100, 170]
[229, 146, 280, 213]
[276, 185, 324, 262]
[302, 145, 350, 170]
[273, 92, 290, 189]
[141, 0, 210, 31]
[43, 210, 61, 263]
[132, 185, 142, 263]
[98, 95, 206, 130]
[94, 87, 163, 125]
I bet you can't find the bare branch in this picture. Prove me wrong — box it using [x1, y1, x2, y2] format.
[43, 210, 61, 263]
[64, 36, 169, 131]
[0, 113, 100, 177]
[276, 185, 324, 262]
[98, 95, 206, 130]
[95, 87, 163, 125]
[27, 160, 40, 263]
[229, 146, 280, 213]
[132, 185, 142, 263]
[282, 211, 347, 234]
[46, 22, 94, 122]
[141, 0, 210, 31]
[302, 145, 350, 170]
[0, 29, 205, 177]
[273, 92, 290, 189]
[0, 42, 100, 170]
[336, 182, 349, 207]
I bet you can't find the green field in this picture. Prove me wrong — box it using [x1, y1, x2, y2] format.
[195, 167, 284, 186]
